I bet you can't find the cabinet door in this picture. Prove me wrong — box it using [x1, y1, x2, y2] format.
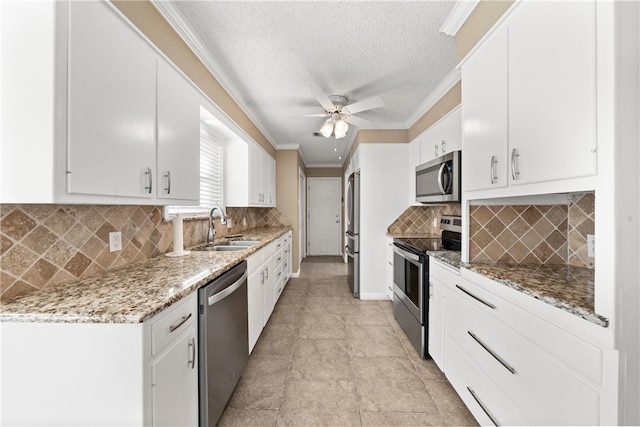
[151, 328, 198, 427]
[419, 130, 439, 165]
[462, 26, 508, 192]
[156, 58, 200, 202]
[428, 277, 445, 370]
[247, 267, 264, 353]
[508, 1, 597, 186]
[266, 154, 276, 206]
[408, 139, 421, 202]
[262, 256, 276, 325]
[439, 107, 462, 155]
[249, 143, 262, 204]
[67, 1, 156, 198]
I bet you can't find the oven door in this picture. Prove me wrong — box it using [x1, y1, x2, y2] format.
[393, 245, 424, 323]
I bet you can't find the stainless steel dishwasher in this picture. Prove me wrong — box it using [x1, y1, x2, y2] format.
[198, 261, 248, 427]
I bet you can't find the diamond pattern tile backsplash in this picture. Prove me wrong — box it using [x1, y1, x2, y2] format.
[387, 205, 462, 237]
[469, 192, 594, 268]
[0, 204, 290, 302]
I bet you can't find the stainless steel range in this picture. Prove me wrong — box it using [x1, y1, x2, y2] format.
[392, 215, 461, 358]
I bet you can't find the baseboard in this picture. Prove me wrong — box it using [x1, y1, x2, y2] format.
[358, 292, 391, 300]
[290, 270, 300, 278]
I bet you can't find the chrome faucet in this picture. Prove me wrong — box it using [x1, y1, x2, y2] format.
[207, 205, 227, 245]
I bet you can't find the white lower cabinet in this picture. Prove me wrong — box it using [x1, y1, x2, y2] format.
[1, 293, 198, 426]
[430, 258, 614, 426]
[247, 231, 292, 353]
[428, 259, 451, 371]
[149, 293, 198, 427]
[385, 237, 394, 300]
[247, 253, 265, 353]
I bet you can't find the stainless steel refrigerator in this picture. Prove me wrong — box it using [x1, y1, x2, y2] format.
[345, 171, 360, 298]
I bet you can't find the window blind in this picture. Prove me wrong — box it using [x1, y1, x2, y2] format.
[165, 123, 224, 219]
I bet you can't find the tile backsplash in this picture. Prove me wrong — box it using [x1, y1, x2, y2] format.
[469, 192, 594, 268]
[0, 204, 290, 302]
[387, 204, 462, 237]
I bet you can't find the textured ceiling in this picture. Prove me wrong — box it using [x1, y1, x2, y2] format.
[173, 1, 458, 166]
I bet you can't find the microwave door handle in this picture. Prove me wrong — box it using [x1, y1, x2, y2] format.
[437, 163, 447, 195]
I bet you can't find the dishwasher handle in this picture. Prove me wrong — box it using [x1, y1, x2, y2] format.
[208, 271, 248, 306]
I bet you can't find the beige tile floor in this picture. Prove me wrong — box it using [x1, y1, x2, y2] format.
[219, 256, 478, 427]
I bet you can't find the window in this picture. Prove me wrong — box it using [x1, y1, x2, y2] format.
[164, 121, 224, 219]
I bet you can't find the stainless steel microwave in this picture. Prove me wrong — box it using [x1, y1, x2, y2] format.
[415, 150, 461, 203]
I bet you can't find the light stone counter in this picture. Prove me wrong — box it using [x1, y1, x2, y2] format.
[0, 226, 291, 323]
[463, 263, 605, 327]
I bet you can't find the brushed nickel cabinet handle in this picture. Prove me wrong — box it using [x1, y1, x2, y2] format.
[490, 155, 498, 185]
[144, 167, 153, 194]
[511, 148, 520, 180]
[164, 171, 171, 195]
[455, 285, 496, 310]
[468, 331, 516, 374]
[467, 387, 500, 426]
[188, 337, 196, 370]
[169, 312, 192, 333]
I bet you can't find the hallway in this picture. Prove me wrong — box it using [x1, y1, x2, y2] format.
[219, 256, 477, 426]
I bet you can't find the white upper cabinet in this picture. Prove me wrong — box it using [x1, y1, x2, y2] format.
[419, 106, 462, 165]
[462, 1, 597, 197]
[226, 141, 275, 207]
[1, 1, 201, 205]
[67, 0, 157, 199]
[156, 58, 200, 201]
[507, 0, 597, 186]
[462, 26, 509, 192]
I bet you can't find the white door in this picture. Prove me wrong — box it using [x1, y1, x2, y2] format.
[307, 178, 341, 256]
[299, 168, 306, 262]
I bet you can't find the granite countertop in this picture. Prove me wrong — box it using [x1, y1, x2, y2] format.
[463, 263, 605, 327]
[427, 250, 462, 270]
[0, 226, 292, 324]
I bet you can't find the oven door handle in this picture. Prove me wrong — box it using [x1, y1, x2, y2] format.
[393, 245, 420, 262]
[345, 245, 355, 257]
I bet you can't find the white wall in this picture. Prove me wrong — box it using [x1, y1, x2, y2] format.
[359, 144, 409, 299]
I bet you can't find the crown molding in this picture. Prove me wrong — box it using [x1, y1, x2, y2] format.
[406, 68, 461, 128]
[277, 144, 301, 150]
[150, 0, 279, 150]
[306, 163, 344, 168]
[439, 0, 481, 36]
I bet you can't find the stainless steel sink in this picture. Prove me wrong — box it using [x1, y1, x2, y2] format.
[193, 245, 245, 252]
[227, 240, 260, 247]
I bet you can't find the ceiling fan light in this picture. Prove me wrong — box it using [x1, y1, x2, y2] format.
[334, 119, 349, 139]
[320, 118, 334, 137]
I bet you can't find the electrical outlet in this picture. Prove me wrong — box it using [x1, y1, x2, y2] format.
[587, 234, 595, 258]
[226, 218, 233, 229]
[109, 231, 122, 252]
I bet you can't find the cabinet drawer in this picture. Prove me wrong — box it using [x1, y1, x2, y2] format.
[446, 338, 528, 426]
[274, 276, 284, 303]
[247, 252, 263, 273]
[459, 272, 603, 384]
[151, 293, 197, 356]
[446, 286, 600, 425]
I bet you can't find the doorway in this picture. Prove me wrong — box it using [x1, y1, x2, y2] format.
[298, 167, 306, 265]
[307, 177, 342, 256]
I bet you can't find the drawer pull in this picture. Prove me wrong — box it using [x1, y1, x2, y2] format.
[169, 313, 192, 333]
[467, 387, 500, 426]
[188, 337, 196, 370]
[468, 331, 516, 375]
[456, 285, 496, 310]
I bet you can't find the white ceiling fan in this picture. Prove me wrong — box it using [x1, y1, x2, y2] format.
[302, 93, 384, 139]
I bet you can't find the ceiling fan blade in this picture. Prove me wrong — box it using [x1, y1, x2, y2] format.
[290, 113, 330, 118]
[343, 115, 372, 128]
[311, 91, 336, 111]
[342, 96, 383, 115]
